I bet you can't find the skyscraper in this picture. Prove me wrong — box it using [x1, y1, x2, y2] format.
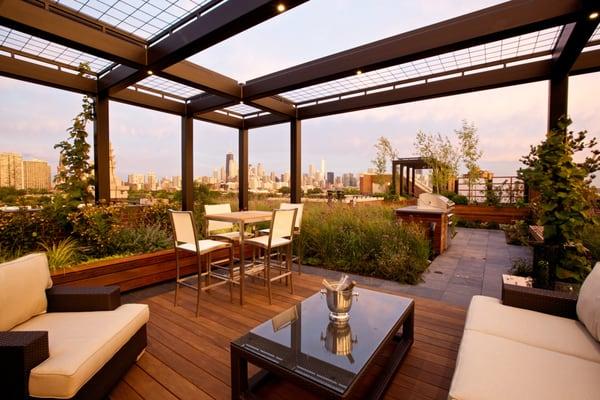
[23, 159, 51, 190]
[0, 152, 23, 189]
[326, 172, 334, 185]
[321, 159, 325, 177]
[225, 152, 234, 180]
[257, 162, 265, 177]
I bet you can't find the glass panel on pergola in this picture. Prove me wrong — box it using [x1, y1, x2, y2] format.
[280, 26, 564, 105]
[0, 27, 113, 74]
[55, 0, 219, 41]
[134, 75, 204, 100]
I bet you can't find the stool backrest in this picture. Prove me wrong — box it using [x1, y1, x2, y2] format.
[270, 208, 297, 242]
[280, 203, 304, 230]
[205, 203, 234, 233]
[169, 210, 197, 246]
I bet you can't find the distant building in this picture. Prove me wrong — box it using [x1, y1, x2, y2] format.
[326, 171, 334, 185]
[146, 172, 157, 191]
[23, 159, 51, 190]
[225, 152, 234, 180]
[360, 172, 391, 195]
[171, 175, 182, 189]
[109, 143, 129, 199]
[0, 152, 23, 189]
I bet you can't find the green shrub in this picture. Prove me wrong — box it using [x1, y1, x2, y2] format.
[510, 257, 533, 277]
[108, 224, 171, 255]
[40, 237, 80, 271]
[583, 223, 600, 265]
[442, 191, 468, 205]
[299, 203, 430, 284]
[503, 220, 529, 246]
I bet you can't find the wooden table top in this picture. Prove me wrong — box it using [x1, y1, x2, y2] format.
[206, 210, 272, 224]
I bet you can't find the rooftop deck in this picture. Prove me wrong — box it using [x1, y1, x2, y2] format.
[114, 272, 466, 400]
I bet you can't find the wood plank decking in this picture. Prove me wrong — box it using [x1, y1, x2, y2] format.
[112, 272, 466, 400]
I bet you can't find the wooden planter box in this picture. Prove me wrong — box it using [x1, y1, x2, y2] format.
[454, 204, 530, 224]
[51, 245, 247, 293]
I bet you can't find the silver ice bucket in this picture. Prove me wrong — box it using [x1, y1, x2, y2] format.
[320, 287, 358, 324]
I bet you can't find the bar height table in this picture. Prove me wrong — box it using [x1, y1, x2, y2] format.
[205, 210, 273, 305]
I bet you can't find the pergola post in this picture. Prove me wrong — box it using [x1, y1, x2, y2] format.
[411, 167, 416, 197]
[290, 119, 302, 203]
[547, 76, 568, 132]
[181, 116, 194, 211]
[238, 128, 249, 211]
[93, 93, 110, 203]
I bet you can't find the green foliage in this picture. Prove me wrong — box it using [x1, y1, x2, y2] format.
[457, 120, 483, 200]
[503, 220, 529, 246]
[0, 207, 67, 256]
[414, 131, 460, 194]
[582, 223, 600, 265]
[300, 203, 430, 284]
[278, 186, 290, 195]
[54, 63, 95, 205]
[483, 179, 502, 206]
[518, 117, 600, 282]
[510, 257, 533, 277]
[441, 191, 468, 205]
[40, 237, 80, 271]
[108, 224, 171, 255]
[372, 136, 398, 185]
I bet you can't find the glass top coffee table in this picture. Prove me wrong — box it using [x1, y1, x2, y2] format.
[230, 287, 414, 399]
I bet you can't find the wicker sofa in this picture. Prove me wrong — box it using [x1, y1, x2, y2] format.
[0, 253, 149, 400]
[448, 262, 600, 400]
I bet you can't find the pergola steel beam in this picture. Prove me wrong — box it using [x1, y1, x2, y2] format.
[296, 50, 600, 120]
[181, 116, 194, 211]
[243, 0, 587, 99]
[195, 111, 243, 129]
[188, 94, 239, 115]
[94, 93, 110, 203]
[0, 0, 146, 67]
[290, 119, 302, 203]
[238, 129, 249, 211]
[99, 0, 308, 94]
[0, 54, 96, 94]
[248, 96, 296, 117]
[161, 62, 240, 98]
[552, 19, 599, 78]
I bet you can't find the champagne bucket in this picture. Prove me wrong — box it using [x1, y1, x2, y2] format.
[320, 287, 358, 323]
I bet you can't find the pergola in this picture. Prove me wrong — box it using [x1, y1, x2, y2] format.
[1, 0, 599, 210]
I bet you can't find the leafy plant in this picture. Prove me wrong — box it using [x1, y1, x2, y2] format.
[518, 117, 600, 283]
[372, 136, 398, 185]
[510, 257, 533, 277]
[457, 120, 482, 201]
[503, 220, 529, 246]
[108, 224, 171, 255]
[54, 63, 95, 205]
[414, 131, 460, 194]
[40, 237, 80, 271]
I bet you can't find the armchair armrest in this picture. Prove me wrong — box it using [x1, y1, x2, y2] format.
[46, 286, 121, 312]
[502, 283, 578, 319]
[0, 331, 49, 399]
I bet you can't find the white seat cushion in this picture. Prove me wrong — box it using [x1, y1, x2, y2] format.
[449, 329, 600, 400]
[12, 304, 149, 399]
[245, 235, 291, 249]
[0, 253, 52, 331]
[466, 295, 600, 363]
[577, 262, 600, 341]
[177, 239, 229, 254]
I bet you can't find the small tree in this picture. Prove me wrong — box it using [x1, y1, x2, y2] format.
[371, 136, 398, 185]
[456, 120, 482, 201]
[54, 63, 95, 205]
[518, 117, 600, 283]
[414, 131, 460, 194]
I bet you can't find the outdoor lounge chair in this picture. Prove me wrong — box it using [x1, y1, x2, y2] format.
[0, 253, 149, 400]
[449, 262, 600, 400]
[258, 202, 304, 273]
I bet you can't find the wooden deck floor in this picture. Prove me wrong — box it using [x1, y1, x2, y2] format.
[111, 272, 466, 400]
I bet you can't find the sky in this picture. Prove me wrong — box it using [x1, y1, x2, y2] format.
[0, 0, 598, 184]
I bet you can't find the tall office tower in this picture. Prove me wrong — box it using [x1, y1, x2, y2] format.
[270, 171, 276, 181]
[22, 159, 51, 190]
[326, 171, 334, 185]
[321, 159, 325, 177]
[146, 172, 157, 191]
[108, 143, 129, 199]
[342, 173, 351, 187]
[283, 172, 290, 184]
[127, 173, 144, 185]
[0, 152, 23, 189]
[308, 164, 315, 177]
[257, 163, 265, 177]
[225, 152, 234, 180]
[220, 166, 226, 182]
[212, 169, 219, 180]
[228, 159, 237, 180]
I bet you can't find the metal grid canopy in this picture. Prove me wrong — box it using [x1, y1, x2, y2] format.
[135, 75, 204, 99]
[55, 0, 217, 41]
[0, 26, 113, 73]
[281, 27, 564, 104]
[224, 103, 265, 116]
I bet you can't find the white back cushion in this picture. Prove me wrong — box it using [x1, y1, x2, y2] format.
[577, 262, 600, 341]
[0, 253, 52, 331]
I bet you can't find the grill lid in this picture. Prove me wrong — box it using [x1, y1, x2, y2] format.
[417, 193, 455, 211]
